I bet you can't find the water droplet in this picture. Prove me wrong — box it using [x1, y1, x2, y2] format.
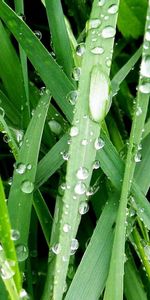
[134, 152, 142, 163]
[63, 224, 71, 233]
[76, 43, 85, 56]
[0, 107, 5, 118]
[3, 134, 10, 143]
[15, 163, 26, 174]
[70, 126, 79, 137]
[81, 139, 88, 146]
[48, 120, 62, 135]
[79, 202, 89, 215]
[98, 0, 105, 6]
[136, 106, 142, 116]
[93, 160, 100, 169]
[145, 30, 150, 41]
[76, 167, 89, 180]
[61, 151, 70, 161]
[40, 86, 46, 95]
[72, 67, 81, 81]
[74, 182, 86, 195]
[139, 82, 150, 94]
[18, 14, 26, 21]
[19, 289, 29, 299]
[26, 164, 32, 170]
[88, 19, 101, 29]
[94, 137, 105, 150]
[141, 55, 150, 78]
[108, 4, 118, 14]
[105, 58, 111, 68]
[11, 229, 20, 241]
[101, 26, 116, 38]
[144, 245, 150, 261]
[66, 90, 78, 105]
[0, 261, 15, 280]
[70, 239, 79, 255]
[34, 30, 42, 40]
[16, 244, 28, 262]
[51, 243, 61, 255]
[21, 180, 34, 193]
[91, 47, 104, 54]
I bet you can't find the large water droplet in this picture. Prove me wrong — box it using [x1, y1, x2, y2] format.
[108, 4, 118, 14]
[101, 26, 116, 38]
[79, 202, 89, 215]
[11, 229, 20, 241]
[88, 19, 101, 29]
[48, 120, 62, 135]
[76, 167, 89, 180]
[139, 82, 150, 93]
[63, 224, 71, 233]
[74, 182, 86, 195]
[72, 67, 81, 81]
[21, 181, 34, 194]
[141, 55, 150, 78]
[66, 90, 78, 105]
[70, 126, 79, 137]
[15, 163, 26, 175]
[94, 137, 105, 150]
[0, 107, 5, 118]
[76, 43, 85, 56]
[70, 239, 79, 255]
[91, 47, 104, 55]
[51, 243, 61, 255]
[16, 244, 28, 262]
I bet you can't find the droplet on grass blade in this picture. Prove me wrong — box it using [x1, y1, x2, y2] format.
[76, 43, 85, 56]
[74, 182, 86, 195]
[0, 107, 5, 118]
[21, 180, 34, 193]
[98, 0, 106, 6]
[108, 4, 118, 14]
[101, 26, 116, 38]
[15, 163, 26, 174]
[70, 239, 79, 255]
[139, 82, 150, 93]
[94, 137, 105, 150]
[51, 243, 61, 255]
[63, 224, 71, 233]
[141, 55, 150, 78]
[11, 229, 20, 241]
[76, 167, 89, 180]
[66, 90, 78, 105]
[48, 120, 62, 135]
[34, 30, 42, 40]
[88, 19, 101, 29]
[72, 67, 81, 81]
[16, 244, 28, 262]
[70, 126, 79, 137]
[79, 202, 89, 215]
[91, 47, 104, 55]
[19, 289, 30, 299]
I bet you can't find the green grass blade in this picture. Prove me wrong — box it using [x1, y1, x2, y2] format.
[8, 91, 50, 255]
[0, 178, 21, 291]
[44, 0, 74, 79]
[104, 3, 150, 299]
[42, 0, 120, 299]
[0, 1, 74, 123]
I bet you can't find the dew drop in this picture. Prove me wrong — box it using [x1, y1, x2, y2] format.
[26, 164, 32, 170]
[76, 167, 89, 180]
[15, 163, 26, 174]
[93, 160, 100, 169]
[66, 90, 78, 105]
[141, 55, 150, 78]
[144, 245, 150, 261]
[101, 26, 116, 38]
[3, 134, 10, 143]
[16, 244, 28, 262]
[51, 243, 61, 255]
[0, 261, 15, 280]
[94, 137, 105, 150]
[88, 19, 101, 29]
[34, 30, 42, 40]
[98, 0, 105, 6]
[91, 47, 104, 55]
[61, 151, 70, 161]
[76, 43, 85, 56]
[18, 14, 26, 21]
[72, 67, 81, 81]
[70, 126, 79, 137]
[19, 289, 29, 299]
[145, 30, 150, 41]
[81, 139, 88, 146]
[0, 107, 5, 118]
[134, 152, 142, 163]
[79, 202, 89, 215]
[74, 182, 86, 195]
[21, 180, 34, 194]
[63, 224, 71, 233]
[70, 239, 79, 255]
[48, 120, 62, 135]
[136, 106, 142, 116]
[11, 229, 20, 241]
[139, 82, 150, 94]
[108, 4, 118, 14]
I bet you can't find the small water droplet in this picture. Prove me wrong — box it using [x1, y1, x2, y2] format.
[145, 30, 150, 41]
[3, 134, 10, 143]
[0, 107, 5, 118]
[70, 239, 79, 255]
[72, 67, 81, 81]
[94, 137, 105, 150]
[81, 139, 88, 146]
[76, 43, 85, 56]
[79, 202, 89, 215]
[76, 167, 89, 180]
[141, 55, 150, 78]
[34, 30, 42, 40]
[66, 90, 78, 105]
[70, 126, 79, 137]
[98, 0, 105, 6]
[15, 163, 26, 174]
[18, 14, 26, 21]
[105, 58, 111, 67]
[139, 82, 150, 94]
[93, 160, 100, 169]
[63, 224, 71, 233]
[48, 120, 62, 135]
[134, 152, 142, 163]
[26, 164, 32, 170]
[108, 4, 118, 14]
[19, 289, 29, 299]
[88, 19, 101, 29]
[101, 26, 116, 38]
[51, 243, 61, 255]
[0, 260, 15, 280]
[74, 182, 86, 195]
[11, 229, 20, 241]
[144, 245, 150, 261]
[61, 151, 70, 161]
[136, 106, 142, 116]
[21, 180, 34, 194]
[91, 47, 104, 55]
[16, 244, 28, 262]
